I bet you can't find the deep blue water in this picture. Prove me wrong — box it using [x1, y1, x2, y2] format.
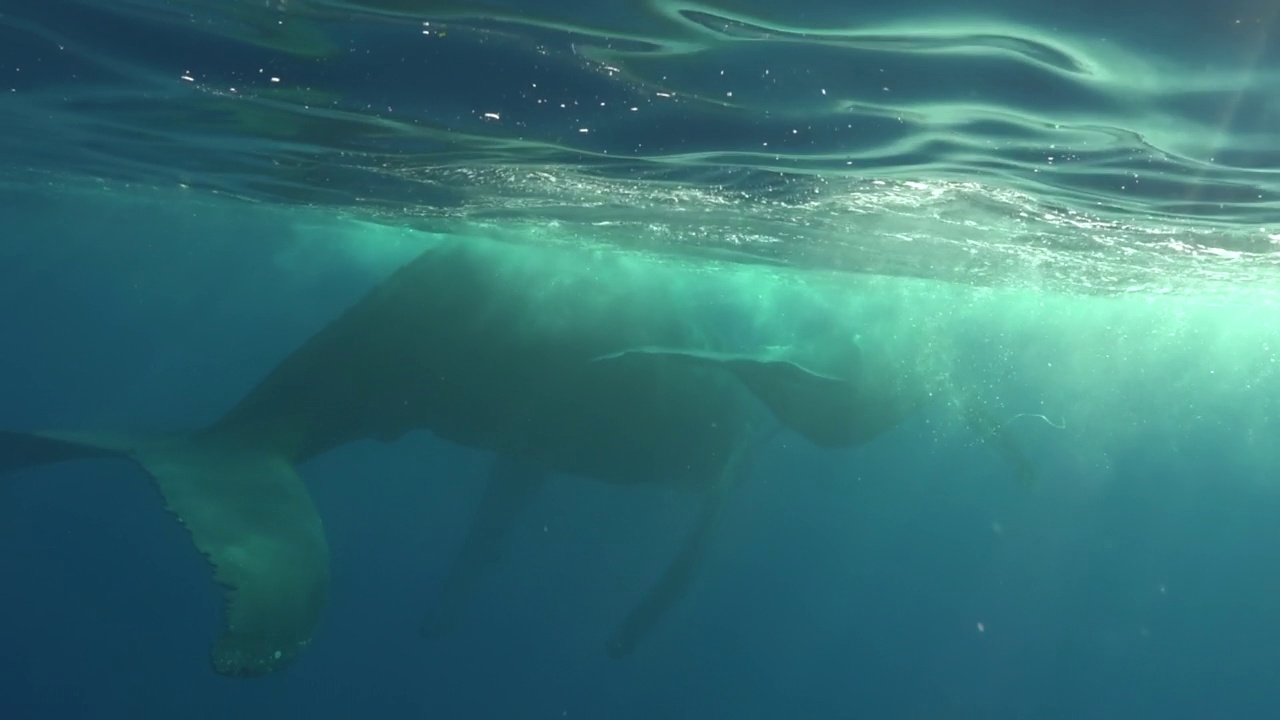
[5, 2, 1280, 719]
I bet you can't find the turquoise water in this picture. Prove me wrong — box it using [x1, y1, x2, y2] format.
[6, 1, 1280, 292]
[4, 2, 1280, 718]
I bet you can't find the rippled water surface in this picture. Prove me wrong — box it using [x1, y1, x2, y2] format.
[4, 0, 1280, 293]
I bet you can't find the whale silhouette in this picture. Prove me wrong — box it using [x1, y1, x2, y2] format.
[1, 236, 1035, 676]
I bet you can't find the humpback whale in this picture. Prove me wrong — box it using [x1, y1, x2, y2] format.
[0, 236, 1035, 677]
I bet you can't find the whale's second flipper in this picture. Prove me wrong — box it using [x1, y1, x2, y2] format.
[0, 429, 328, 677]
[606, 427, 778, 658]
[605, 482, 725, 659]
[421, 454, 549, 639]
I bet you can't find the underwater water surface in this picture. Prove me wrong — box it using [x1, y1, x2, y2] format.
[3, 1, 1280, 719]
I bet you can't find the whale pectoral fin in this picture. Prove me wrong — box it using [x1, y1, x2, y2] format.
[606, 483, 725, 659]
[1, 430, 329, 677]
[606, 428, 776, 659]
[422, 454, 549, 639]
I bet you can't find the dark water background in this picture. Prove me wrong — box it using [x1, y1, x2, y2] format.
[4, 1, 1280, 718]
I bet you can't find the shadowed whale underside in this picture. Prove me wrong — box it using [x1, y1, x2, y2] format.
[1, 236, 1034, 676]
